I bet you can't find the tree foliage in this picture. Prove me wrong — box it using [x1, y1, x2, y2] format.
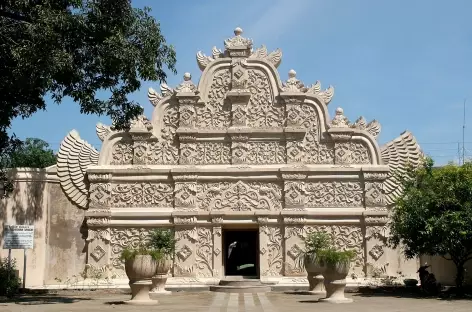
[389, 158, 472, 289]
[2, 138, 56, 168]
[0, 0, 177, 191]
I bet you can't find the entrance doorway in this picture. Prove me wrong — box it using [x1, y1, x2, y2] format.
[223, 229, 259, 277]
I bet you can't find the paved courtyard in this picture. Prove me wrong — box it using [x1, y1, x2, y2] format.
[1, 291, 471, 312]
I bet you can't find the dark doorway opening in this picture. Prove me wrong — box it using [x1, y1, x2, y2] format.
[223, 229, 259, 277]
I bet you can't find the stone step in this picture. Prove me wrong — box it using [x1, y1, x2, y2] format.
[219, 279, 264, 286]
[209, 285, 272, 293]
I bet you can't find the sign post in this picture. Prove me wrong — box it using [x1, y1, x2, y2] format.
[3, 225, 34, 289]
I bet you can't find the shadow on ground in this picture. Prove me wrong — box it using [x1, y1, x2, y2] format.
[0, 295, 92, 305]
[353, 286, 472, 301]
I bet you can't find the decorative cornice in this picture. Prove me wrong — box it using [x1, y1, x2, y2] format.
[173, 216, 197, 225]
[282, 173, 307, 180]
[87, 173, 112, 182]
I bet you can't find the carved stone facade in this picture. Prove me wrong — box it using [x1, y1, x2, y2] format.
[56, 28, 424, 285]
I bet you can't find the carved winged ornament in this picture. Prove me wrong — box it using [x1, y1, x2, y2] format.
[381, 131, 424, 205]
[57, 130, 99, 209]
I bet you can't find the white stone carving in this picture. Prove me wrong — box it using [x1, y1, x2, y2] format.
[197, 181, 282, 211]
[369, 244, 384, 261]
[177, 245, 192, 261]
[196, 47, 224, 71]
[91, 245, 106, 262]
[249, 45, 282, 68]
[111, 183, 173, 207]
[96, 122, 112, 142]
[351, 116, 381, 139]
[329, 107, 350, 128]
[110, 228, 150, 271]
[305, 181, 363, 207]
[232, 141, 285, 164]
[57, 130, 99, 209]
[381, 131, 424, 204]
[260, 226, 283, 276]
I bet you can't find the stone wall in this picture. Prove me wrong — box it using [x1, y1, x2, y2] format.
[0, 167, 86, 287]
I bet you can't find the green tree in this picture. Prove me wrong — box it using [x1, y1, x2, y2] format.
[0, 0, 176, 192]
[2, 138, 56, 168]
[389, 158, 472, 290]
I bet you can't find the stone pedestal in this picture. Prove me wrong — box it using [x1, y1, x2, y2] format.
[150, 274, 171, 295]
[125, 280, 158, 305]
[307, 272, 326, 295]
[320, 271, 352, 303]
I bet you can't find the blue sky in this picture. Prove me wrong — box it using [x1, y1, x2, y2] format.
[10, 0, 472, 164]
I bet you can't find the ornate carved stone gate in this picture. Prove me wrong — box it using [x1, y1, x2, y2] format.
[57, 28, 423, 286]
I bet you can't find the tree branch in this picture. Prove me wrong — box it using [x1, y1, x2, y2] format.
[0, 10, 31, 23]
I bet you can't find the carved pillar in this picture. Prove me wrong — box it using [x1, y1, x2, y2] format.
[211, 217, 223, 278]
[175, 74, 201, 129]
[129, 115, 153, 165]
[283, 217, 307, 277]
[281, 92, 307, 164]
[258, 217, 283, 279]
[85, 173, 112, 278]
[173, 175, 198, 211]
[282, 173, 307, 210]
[173, 216, 198, 277]
[364, 215, 390, 278]
[226, 59, 251, 127]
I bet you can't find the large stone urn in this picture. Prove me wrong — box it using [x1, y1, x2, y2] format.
[150, 257, 173, 294]
[320, 261, 352, 303]
[124, 255, 159, 305]
[304, 253, 326, 294]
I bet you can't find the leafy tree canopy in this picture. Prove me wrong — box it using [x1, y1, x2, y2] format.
[1, 138, 56, 169]
[0, 0, 177, 192]
[389, 158, 472, 289]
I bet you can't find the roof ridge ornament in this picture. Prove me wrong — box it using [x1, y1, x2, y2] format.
[224, 27, 253, 58]
[330, 107, 351, 128]
[175, 73, 199, 94]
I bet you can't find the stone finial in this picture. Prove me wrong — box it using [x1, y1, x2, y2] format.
[130, 114, 153, 132]
[330, 107, 350, 128]
[282, 69, 307, 92]
[224, 27, 253, 56]
[175, 72, 198, 94]
[234, 27, 243, 36]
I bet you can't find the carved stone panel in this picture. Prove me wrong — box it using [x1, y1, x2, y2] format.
[303, 129, 335, 164]
[196, 69, 231, 128]
[174, 227, 197, 277]
[89, 183, 111, 209]
[285, 103, 318, 128]
[365, 182, 385, 207]
[305, 181, 363, 207]
[335, 141, 371, 164]
[260, 225, 283, 277]
[179, 104, 196, 128]
[180, 142, 231, 165]
[132, 140, 148, 165]
[197, 181, 282, 211]
[246, 69, 283, 128]
[111, 183, 173, 207]
[284, 181, 305, 209]
[232, 141, 285, 164]
[110, 141, 133, 165]
[147, 141, 179, 165]
[195, 227, 217, 277]
[110, 228, 151, 276]
[174, 182, 197, 210]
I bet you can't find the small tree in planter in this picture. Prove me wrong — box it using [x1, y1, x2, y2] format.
[317, 248, 355, 303]
[147, 229, 176, 294]
[121, 244, 163, 305]
[301, 232, 332, 294]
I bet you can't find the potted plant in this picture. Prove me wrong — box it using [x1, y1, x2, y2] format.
[317, 248, 355, 303]
[148, 229, 176, 294]
[301, 232, 331, 294]
[121, 244, 163, 305]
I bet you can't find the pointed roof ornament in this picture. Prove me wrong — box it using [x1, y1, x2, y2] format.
[224, 27, 253, 58]
[175, 72, 199, 94]
[330, 107, 351, 128]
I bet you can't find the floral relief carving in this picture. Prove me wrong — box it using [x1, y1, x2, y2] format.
[175, 182, 197, 209]
[87, 228, 111, 243]
[335, 142, 371, 164]
[91, 245, 106, 262]
[180, 142, 231, 165]
[285, 243, 305, 275]
[305, 181, 362, 207]
[197, 181, 282, 211]
[179, 105, 196, 128]
[285, 104, 318, 128]
[284, 181, 305, 207]
[132, 140, 148, 165]
[232, 141, 285, 164]
[196, 69, 231, 128]
[369, 244, 384, 261]
[303, 128, 335, 164]
[260, 226, 283, 276]
[110, 141, 133, 165]
[89, 183, 110, 208]
[177, 245, 193, 261]
[111, 183, 173, 207]
[147, 141, 179, 165]
[196, 228, 215, 277]
[246, 69, 283, 128]
[365, 182, 385, 207]
[110, 228, 150, 271]
[162, 105, 179, 141]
